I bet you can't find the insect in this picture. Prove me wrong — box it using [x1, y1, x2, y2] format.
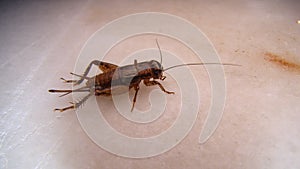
[49, 40, 239, 112]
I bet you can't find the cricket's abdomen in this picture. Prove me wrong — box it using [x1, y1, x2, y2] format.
[93, 68, 140, 96]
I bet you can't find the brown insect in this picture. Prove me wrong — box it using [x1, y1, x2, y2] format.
[49, 40, 239, 112]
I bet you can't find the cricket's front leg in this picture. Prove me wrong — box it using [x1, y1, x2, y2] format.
[143, 79, 175, 94]
[131, 84, 140, 112]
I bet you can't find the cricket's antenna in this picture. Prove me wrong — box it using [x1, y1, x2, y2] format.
[156, 39, 163, 65]
[163, 63, 241, 71]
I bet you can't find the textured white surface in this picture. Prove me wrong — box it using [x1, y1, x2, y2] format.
[1, 0, 300, 168]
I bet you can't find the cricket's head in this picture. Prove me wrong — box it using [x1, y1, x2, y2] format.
[149, 60, 166, 80]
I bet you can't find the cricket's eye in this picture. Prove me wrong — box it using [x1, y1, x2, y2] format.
[153, 69, 161, 77]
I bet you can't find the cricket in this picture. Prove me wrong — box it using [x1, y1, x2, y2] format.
[49, 40, 239, 112]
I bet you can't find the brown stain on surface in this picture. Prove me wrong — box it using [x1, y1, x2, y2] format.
[264, 52, 300, 71]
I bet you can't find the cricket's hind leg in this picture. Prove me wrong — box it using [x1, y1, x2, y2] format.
[48, 86, 90, 97]
[59, 72, 90, 85]
[73, 60, 118, 85]
[60, 77, 77, 83]
[53, 92, 93, 112]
